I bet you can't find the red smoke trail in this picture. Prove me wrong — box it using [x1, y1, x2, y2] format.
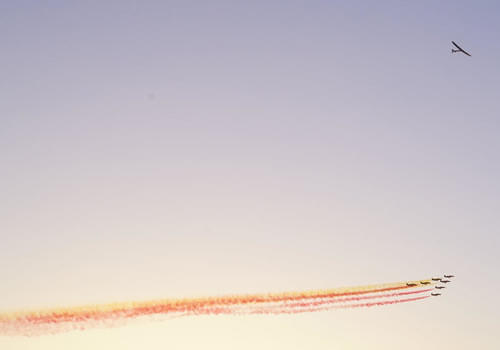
[191, 288, 433, 315]
[185, 295, 431, 316]
[3, 296, 431, 336]
[336, 295, 431, 309]
[277, 288, 432, 309]
[221, 288, 433, 314]
[0, 280, 434, 336]
[7, 284, 421, 328]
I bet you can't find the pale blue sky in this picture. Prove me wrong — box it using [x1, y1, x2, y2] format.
[1, 1, 499, 349]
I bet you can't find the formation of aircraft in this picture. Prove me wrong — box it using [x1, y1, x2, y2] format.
[432, 274, 454, 296]
[451, 41, 471, 56]
[406, 274, 454, 299]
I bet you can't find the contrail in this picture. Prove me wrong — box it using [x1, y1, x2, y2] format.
[0, 278, 437, 336]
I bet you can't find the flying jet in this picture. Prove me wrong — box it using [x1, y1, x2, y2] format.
[407, 283, 417, 287]
[452, 41, 471, 56]
[444, 274, 455, 278]
[420, 281, 431, 285]
[440, 280, 451, 283]
[435, 286, 445, 289]
[431, 278, 442, 281]
[431, 293, 441, 296]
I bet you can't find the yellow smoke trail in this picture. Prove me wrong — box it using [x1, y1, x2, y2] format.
[0, 278, 435, 336]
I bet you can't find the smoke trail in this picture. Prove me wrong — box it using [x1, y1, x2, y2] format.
[177, 295, 431, 317]
[0, 279, 435, 336]
[231, 288, 433, 313]
[186, 288, 433, 316]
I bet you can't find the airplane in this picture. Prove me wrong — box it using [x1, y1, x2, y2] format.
[444, 274, 455, 278]
[435, 286, 445, 289]
[452, 41, 471, 56]
[407, 283, 418, 287]
[440, 280, 451, 283]
[431, 278, 442, 281]
[420, 281, 431, 285]
[431, 293, 441, 296]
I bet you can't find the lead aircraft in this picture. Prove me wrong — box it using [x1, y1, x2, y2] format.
[452, 41, 471, 56]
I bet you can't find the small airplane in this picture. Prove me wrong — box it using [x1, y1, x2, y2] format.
[444, 274, 455, 278]
[420, 281, 431, 285]
[452, 41, 471, 56]
[431, 278, 442, 281]
[431, 293, 441, 296]
[435, 286, 445, 289]
[440, 280, 451, 283]
[407, 283, 418, 287]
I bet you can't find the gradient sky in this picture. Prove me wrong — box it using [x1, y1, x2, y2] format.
[1, 1, 499, 349]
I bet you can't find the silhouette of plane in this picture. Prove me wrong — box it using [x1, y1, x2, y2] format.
[431, 278, 442, 281]
[452, 41, 471, 56]
[431, 293, 441, 296]
[440, 280, 451, 283]
[435, 286, 445, 289]
[406, 283, 417, 287]
[444, 274, 455, 278]
[420, 281, 431, 285]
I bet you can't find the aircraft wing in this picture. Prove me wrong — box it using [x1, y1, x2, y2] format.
[452, 41, 463, 50]
[452, 41, 471, 56]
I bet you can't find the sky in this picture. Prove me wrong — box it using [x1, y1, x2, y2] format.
[1, 0, 499, 348]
